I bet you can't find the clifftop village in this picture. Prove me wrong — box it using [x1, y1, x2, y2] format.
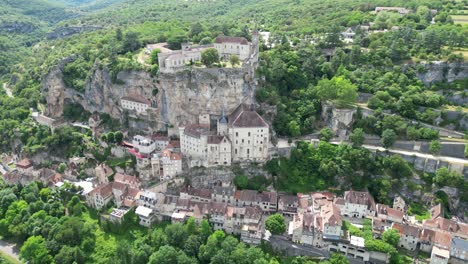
[1, 6, 467, 264]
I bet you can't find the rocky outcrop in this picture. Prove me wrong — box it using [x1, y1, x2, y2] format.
[321, 103, 356, 139]
[46, 26, 103, 40]
[42, 56, 77, 118]
[414, 61, 468, 85]
[160, 68, 255, 127]
[43, 60, 255, 133]
[0, 21, 36, 33]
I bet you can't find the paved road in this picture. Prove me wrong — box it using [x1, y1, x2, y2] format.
[268, 235, 328, 258]
[360, 144, 468, 165]
[0, 240, 20, 262]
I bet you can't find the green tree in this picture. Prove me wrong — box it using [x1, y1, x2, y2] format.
[319, 128, 334, 142]
[329, 253, 349, 264]
[230, 54, 240, 66]
[185, 217, 197, 235]
[350, 128, 365, 147]
[429, 140, 441, 155]
[315, 76, 357, 107]
[55, 246, 85, 264]
[381, 129, 396, 148]
[116, 28, 123, 41]
[233, 175, 248, 189]
[106, 132, 115, 143]
[149, 245, 185, 264]
[434, 167, 463, 187]
[199, 37, 212, 45]
[382, 229, 400, 247]
[114, 131, 124, 144]
[167, 34, 188, 50]
[57, 162, 67, 173]
[383, 155, 412, 179]
[201, 48, 219, 67]
[149, 48, 161, 65]
[265, 213, 286, 235]
[20, 235, 53, 264]
[199, 219, 212, 242]
[122, 31, 141, 53]
[183, 235, 201, 257]
[165, 223, 188, 248]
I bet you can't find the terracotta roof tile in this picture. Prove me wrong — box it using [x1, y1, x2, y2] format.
[228, 104, 268, 128]
[121, 94, 151, 105]
[215, 36, 249, 45]
[16, 159, 32, 168]
[392, 223, 420, 238]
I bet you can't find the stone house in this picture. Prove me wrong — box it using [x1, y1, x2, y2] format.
[135, 206, 155, 227]
[86, 183, 114, 210]
[375, 203, 404, 224]
[338, 190, 376, 218]
[392, 223, 421, 251]
[157, 44, 213, 73]
[214, 36, 251, 60]
[420, 228, 437, 253]
[278, 194, 299, 216]
[233, 190, 277, 213]
[180, 186, 213, 203]
[114, 173, 140, 189]
[120, 94, 151, 114]
[152, 136, 170, 151]
[151, 148, 183, 181]
[211, 185, 236, 204]
[16, 159, 33, 173]
[224, 206, 263, 245]
[95, 163, 113, 185]
[423, 217, 468, 240]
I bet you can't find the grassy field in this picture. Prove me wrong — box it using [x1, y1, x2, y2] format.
[451, 15, 468, 25]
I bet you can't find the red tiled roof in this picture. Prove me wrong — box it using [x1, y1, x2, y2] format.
[16, 159, 32, 168]
[434, 230, 452, 249]
[423, 217, 468, 236]
[184, 124, 211, 138]
[392, 223, 420, 238]
[228, 104, 268, 128]
[121, 94, 151, 105]
[89, 183, 113, 198]
[344, 190, 376, 211]
[114, 173, 139, 186]
[207, 135, 225, 144]
[215, 36, 249, 45]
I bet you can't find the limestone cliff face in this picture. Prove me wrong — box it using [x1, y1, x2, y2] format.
[43, 60, 255, 132]
[415, 61, 468, 85]
[159, 68, 255, 127]
[42, 56, 77, 118]
[321, 103, 356, 139]
[83, 68, 156, 119]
